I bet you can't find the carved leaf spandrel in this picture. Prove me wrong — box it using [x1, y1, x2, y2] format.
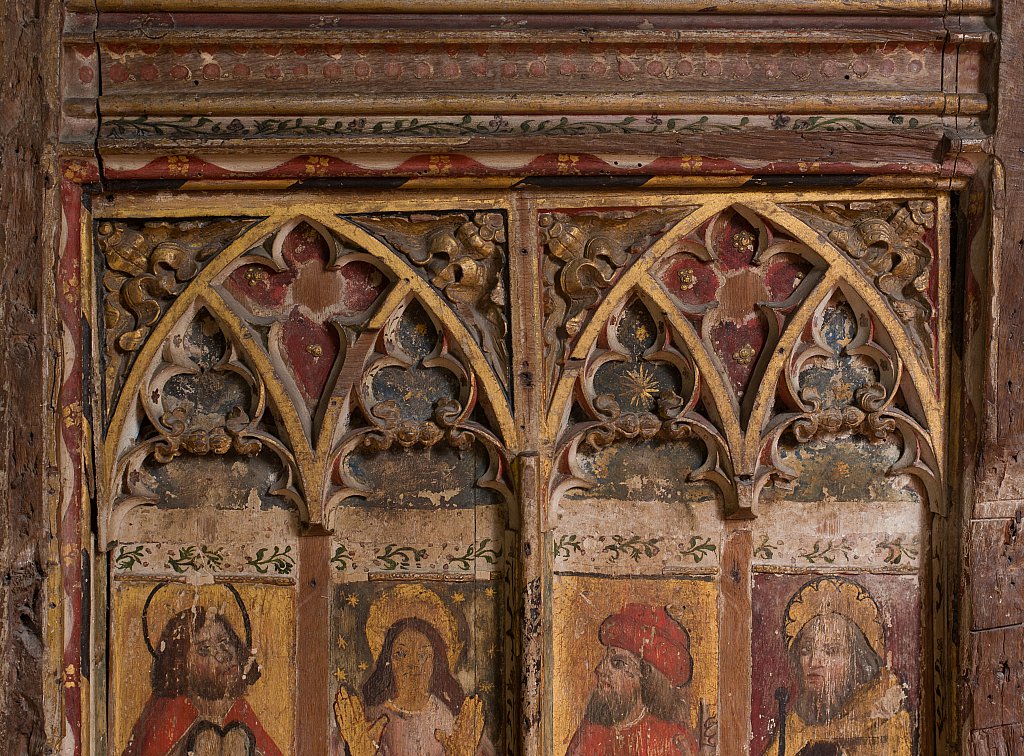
[345, 211, 510, 390]
[784, 200, 937, 368]
[539, 206, 693, 401]
[97, 217, 255, 415]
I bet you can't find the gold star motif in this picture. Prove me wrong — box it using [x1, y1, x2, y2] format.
[358, 662, 369, 671]
[335, 668, 347, 683]
[484, 587, 495, 598]
[480, 682, 495, 693]
[452, 592, 466, 604]
[486, 644, 498, 657]
[245, 266, 268, 287]
[619, 363, 659, 407]
[633, 323, 650, 344]
[346, 594, 359, 607]
[337, 636, 348, 649]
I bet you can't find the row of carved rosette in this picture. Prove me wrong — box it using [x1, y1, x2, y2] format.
[95, 195, 944, 546]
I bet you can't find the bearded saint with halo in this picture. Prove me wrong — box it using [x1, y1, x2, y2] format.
[765, 577, 912, 756]
[333, 584, 495, 756]
[123, 582, 282, 756]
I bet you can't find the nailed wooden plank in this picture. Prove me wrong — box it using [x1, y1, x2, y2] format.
[969, 626, 1024, 731]
[969, 516, 1024, 631]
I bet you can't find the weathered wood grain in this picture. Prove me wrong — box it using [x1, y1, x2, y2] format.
[963, 0, 1024, 748]
[0, 0, 61, 754]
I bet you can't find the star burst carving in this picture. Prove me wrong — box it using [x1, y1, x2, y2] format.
[619, 363, 660, 408]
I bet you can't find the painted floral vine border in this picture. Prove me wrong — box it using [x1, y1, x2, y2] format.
[102, 114, 941, 140]
[549, 532, 921, 572]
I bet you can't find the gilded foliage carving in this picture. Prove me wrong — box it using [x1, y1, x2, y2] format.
[539, 207, 692, 396]
[348, 212, 509, 387]
[97, 218, 254, 411]
[362, 397, 475, 452]
[787, 200, 937, 364]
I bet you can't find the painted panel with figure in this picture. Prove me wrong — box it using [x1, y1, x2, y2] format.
[110, 581, 295, 756]
[330, 580, 503, 756]
[553, 576, 718, 756]
[751, 574, 920, 756]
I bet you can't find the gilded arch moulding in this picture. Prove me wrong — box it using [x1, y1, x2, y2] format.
[97, 205, 518, 546]
[542, 193, 946, 518]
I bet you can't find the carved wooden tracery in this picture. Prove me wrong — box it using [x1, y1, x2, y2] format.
[84, 189, 948, 755]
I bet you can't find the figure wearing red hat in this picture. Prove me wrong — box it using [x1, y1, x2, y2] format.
[566, 604, 712, 756]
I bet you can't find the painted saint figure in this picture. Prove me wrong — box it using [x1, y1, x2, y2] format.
[567, 604, 715, 756]
[124, 584, 282, 756]
[334, 585, 494, 756]
[765, 577, 912, 756]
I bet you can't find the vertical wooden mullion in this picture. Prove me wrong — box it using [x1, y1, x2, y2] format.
[296, 530, 331, 756]
[508, 193, 547, 756]
[720, 524, 753, 756]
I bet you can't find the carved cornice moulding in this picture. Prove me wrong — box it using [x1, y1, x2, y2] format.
[98, 93, 989, 118]
[74, 0, 996, 14]
[61, 6, 994, 160]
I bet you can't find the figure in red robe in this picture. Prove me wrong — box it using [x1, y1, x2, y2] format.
[123, 606, 282, 756]
[567, 604, 713, 756]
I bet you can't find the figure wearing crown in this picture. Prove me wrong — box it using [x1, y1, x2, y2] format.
[123, 583, 282, 756]
[333, 584, 495, 756]
[765, 577, 912, 756]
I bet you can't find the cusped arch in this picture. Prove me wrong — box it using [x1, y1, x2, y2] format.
[753, 279, 943, 515]
[756, 201, 943, 441]
[548, 286, 738, 517]
[308, 212, 517, 451]
[323, 291, 514, 524]
[101, 299, 306, 546]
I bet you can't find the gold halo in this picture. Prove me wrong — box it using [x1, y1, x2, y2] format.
[143, 582, 251, 658]
[365, 585, 462, 670]
[784, 577, 884, 659]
